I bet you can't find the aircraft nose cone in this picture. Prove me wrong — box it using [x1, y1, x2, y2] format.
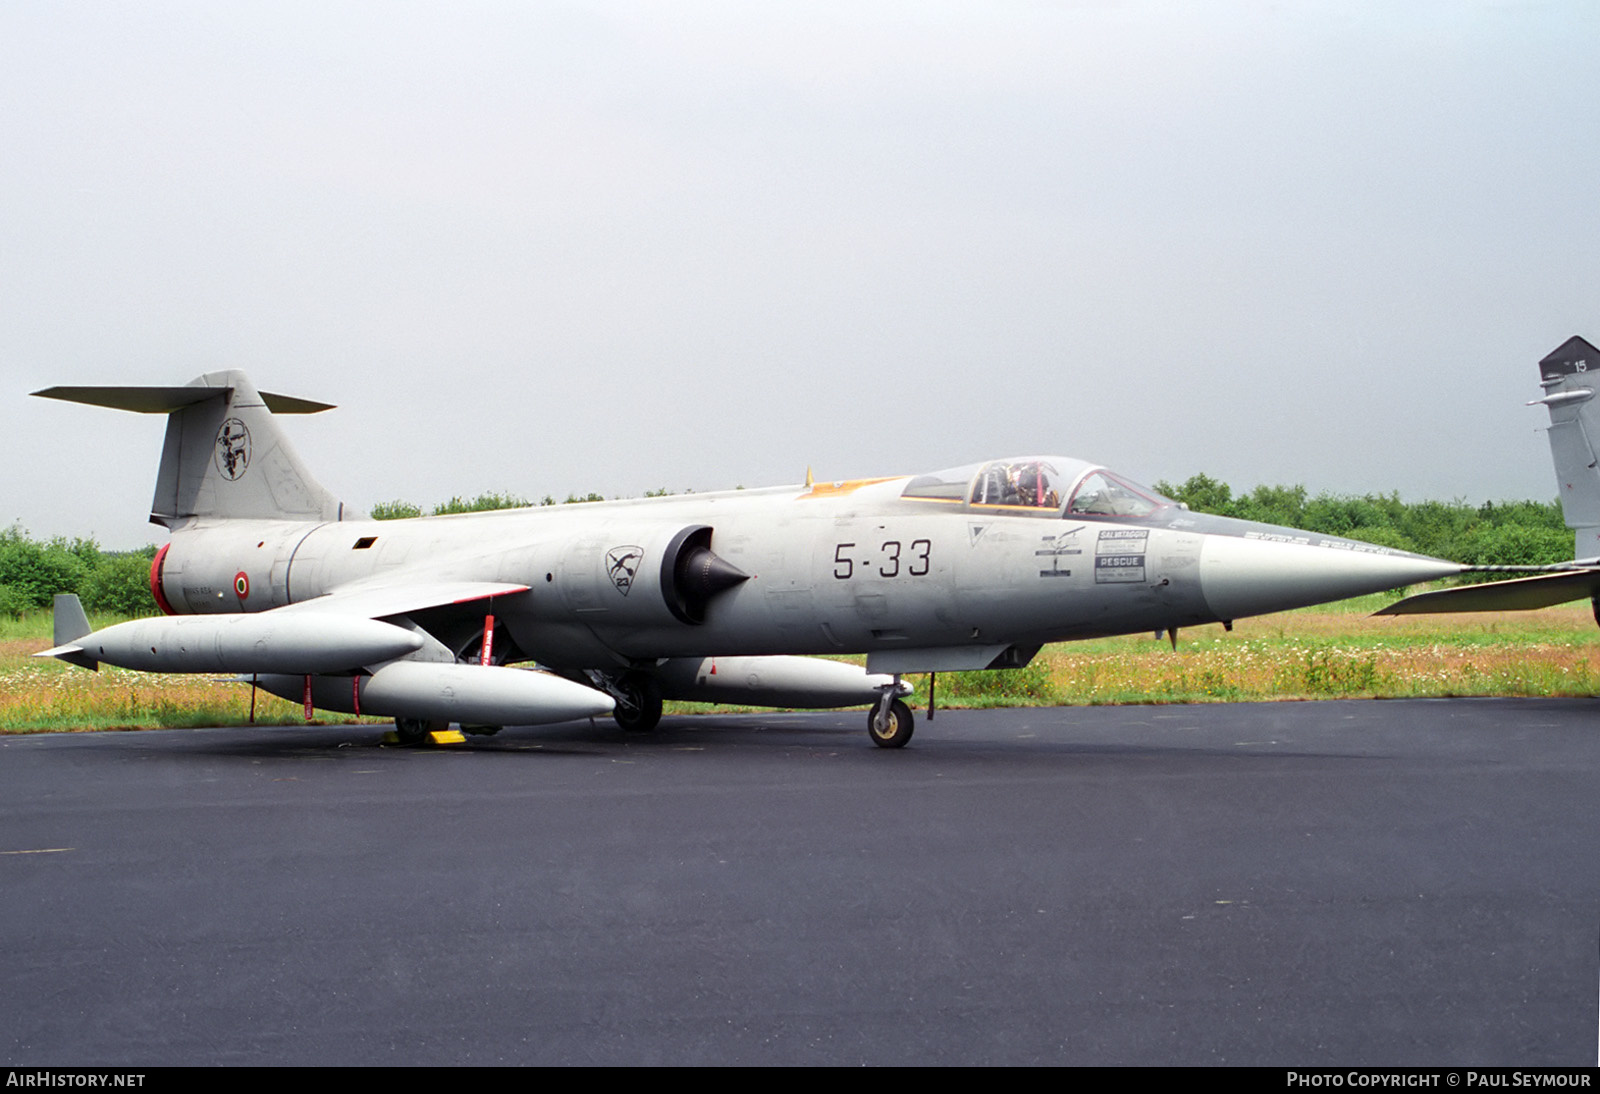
[1199, 535, 1464, 621]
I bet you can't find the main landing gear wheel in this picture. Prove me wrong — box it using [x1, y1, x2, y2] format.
[612, 672, 664, 733]
[868, 698, 914, 749]
[394, 717, 447, 745]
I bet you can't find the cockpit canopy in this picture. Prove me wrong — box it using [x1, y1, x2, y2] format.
[901, 457, 1173, 519]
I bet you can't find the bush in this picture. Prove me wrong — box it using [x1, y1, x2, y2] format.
[0, 527, 87, 609]
[0, 584, 28, 620]
[433, 492, 531, 515]
[370, 500, 423, 520]
[1345, 526, 1420, 553]
[1457, 524, 1573, 567]
[80, 551, 158, 616]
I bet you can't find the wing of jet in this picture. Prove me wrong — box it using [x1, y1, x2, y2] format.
[33, 369, 1468, 748]
[1375, 568, 1600, 616]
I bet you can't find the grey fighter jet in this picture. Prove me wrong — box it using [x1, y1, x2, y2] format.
[34, 372, 1465, 747]
[1379, 335, 1600, 623]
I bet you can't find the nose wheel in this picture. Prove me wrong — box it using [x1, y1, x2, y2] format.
[394, 717, 449, 745]
[868, 695, 914, 749]
[611, 671, 664, 733]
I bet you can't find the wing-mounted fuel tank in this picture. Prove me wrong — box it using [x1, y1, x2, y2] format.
[253, 662, 615, 727]
[654, 655, 910, 708]
[556, 523, 749, 627]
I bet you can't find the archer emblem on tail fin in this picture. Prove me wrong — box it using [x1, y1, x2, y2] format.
[214, 419, 251, 480]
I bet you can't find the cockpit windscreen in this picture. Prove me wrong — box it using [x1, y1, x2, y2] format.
[1065, 471, 1166, 518]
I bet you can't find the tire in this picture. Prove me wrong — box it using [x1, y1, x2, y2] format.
[612, 672, 664, 733]
[394, 717, 448, 744]
[394, 717, 430, 745]
[868, 698, 914, 749]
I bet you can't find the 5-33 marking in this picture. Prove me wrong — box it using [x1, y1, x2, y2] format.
[833, 540, 931, 579]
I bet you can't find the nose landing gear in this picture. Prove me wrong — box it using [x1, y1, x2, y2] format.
[868, 676, 913, 748]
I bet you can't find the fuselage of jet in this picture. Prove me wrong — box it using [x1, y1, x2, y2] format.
[149, 456, 1461, 676]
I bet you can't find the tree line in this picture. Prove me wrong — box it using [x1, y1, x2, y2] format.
[2, 477, 1574, 619]
[368, 490, 615, 519]
[0, 528, 156, 618]
[1149, 474, 1571, 567]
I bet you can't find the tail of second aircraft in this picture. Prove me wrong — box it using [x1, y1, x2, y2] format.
[1530, 336, 1600, 561]
[32, 370, 347, 527]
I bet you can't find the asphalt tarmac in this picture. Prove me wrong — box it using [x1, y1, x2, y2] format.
[2, 698, 1598, 1066]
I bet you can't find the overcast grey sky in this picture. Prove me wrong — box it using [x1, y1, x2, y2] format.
[4, 1, 1597, 547]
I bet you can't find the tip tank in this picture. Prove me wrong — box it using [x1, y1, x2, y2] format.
[46, 613, 425, 674]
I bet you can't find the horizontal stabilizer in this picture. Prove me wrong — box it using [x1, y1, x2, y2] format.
[32, 385, 335, 414]
[35, 642, 98, 671]
[35, 371, 345, 525]
[1374, 569, 1600, 615]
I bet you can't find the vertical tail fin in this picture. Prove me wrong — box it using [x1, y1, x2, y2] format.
[32, 370, 347, 526]
[51, 593, 91, 646]
[42, 593, 98, 670]
[1531, 336, 1600, 560]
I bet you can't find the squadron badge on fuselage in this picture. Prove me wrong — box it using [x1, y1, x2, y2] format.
[607, 546, 644, 596]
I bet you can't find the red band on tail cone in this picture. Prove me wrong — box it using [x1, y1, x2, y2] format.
[149, 543, 175, 616]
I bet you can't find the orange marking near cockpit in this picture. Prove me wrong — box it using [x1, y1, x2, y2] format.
[798, 477, 901, 499]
